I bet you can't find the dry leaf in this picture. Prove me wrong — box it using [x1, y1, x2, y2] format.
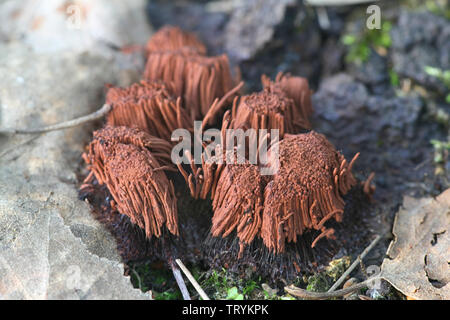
[380, 189, 450, 300]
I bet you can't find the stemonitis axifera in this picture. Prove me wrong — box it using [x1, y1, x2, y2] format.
[79, 25, 367, 285]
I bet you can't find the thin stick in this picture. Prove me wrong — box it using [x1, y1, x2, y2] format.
[0, 104, 111, 135]
[169, 260, 191, 300]
[285, 276, 381, 300]
[328, 234, 382, 292]
[131, 268, 143, 292]
[0, 135, 40, 159]
[176, 258, 210, 300]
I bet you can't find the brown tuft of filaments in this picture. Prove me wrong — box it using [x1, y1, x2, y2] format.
[143, 49, 236, 122]
[261, 131, 359, 254]
[177, 110, 234, 201]
[230, 88, 296, 138]
[178, 111, 359, 256]
[146, 25, 207, 55]
[261, 72, 313, 130]
[178, 146, 266, 257]
[83, 125, 179, 238]
[210, 162, 265, 257]
[105, 80, 192, 141]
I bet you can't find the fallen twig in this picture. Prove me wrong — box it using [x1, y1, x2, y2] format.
[285, 276, 381, 300]
[0, 104, 111, 135]
[169, 259, 191, 300]
[328, 234, 382, 292]
[131, 268, 143, 292]
[176, 258, 210, 300]
[0, 135, 40, 159]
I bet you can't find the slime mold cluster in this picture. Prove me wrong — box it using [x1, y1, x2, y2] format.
[80, 26, 366, 281]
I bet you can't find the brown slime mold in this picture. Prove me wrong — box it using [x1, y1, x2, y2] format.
[83, 126, 179, 239]
[262, 131, 359, 254]
[79, 26, 366, 282]
[144, 50, 236, 122]
[231, 89, 296, 138]
[210, 162, 265, 258]
[178, 117, 359, 257]
[146, 25, 207, 56]
[261, 72, 313, 130]
[106, 80, 192, 141]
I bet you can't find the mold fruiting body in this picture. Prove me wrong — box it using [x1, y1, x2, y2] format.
[106, 80, 192, 141]
[83, 125, 178, 239]
[231, 74, 312, 138]
[146, 25, 207, 55]
[231, 89, 295, 138]
[210, 162, 265, 257]
[261, 72, 313, 130]
[144, 50, 236, 122]
[178, 148, 265, 258]
[262, 131, 359, 254]
[79, 25, 367, 281]
[179, 129, 359, 258]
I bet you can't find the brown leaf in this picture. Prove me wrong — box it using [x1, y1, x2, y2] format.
[380, 189, 450, 300]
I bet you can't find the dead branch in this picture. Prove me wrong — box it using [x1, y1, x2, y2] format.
[285, 276, 381, 300]
[328, 234, 382, 292]
[0, 104, 111, 135]
[169, 259, 191, 300]
[175, 259, 210, 300]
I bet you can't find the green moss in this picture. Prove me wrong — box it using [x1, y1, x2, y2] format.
[424, 66, 450, 87]
[226, 287, 244, 300]
[326, 256, 351, 282]
[129, 261, 184, 300]
[242, 279, 259, 296]
[199, 268, 300, 300]
[306, 273, 330, 292]
[154, 290, 182, 300]
[128, 253, 353, 300]
[200, 268, 263, 300]
[431, 139, 450, 164]
[425, 0, 450, 19]
[342, 21, 392, 64]
[389, 69, 400, 87]
[301, 256, 351, 296]
[423, 66, 450, 107]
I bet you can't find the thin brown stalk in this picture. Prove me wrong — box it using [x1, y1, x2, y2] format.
[0, 104, 111, 135]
